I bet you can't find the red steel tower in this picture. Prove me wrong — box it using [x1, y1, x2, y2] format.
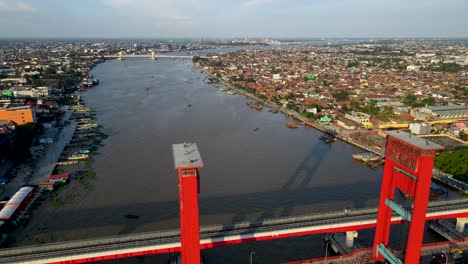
[173, 143, 204, 264]
[372, 131, 443, 263]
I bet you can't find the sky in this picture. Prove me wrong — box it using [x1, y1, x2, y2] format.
[0, 0, 467, 38]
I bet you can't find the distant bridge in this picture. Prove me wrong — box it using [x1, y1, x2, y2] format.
[106, 54, 196, 59]
[80, 53, 204, 60]
[1, 198, 468, 264]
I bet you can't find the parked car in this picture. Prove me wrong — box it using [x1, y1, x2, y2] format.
[452, 252, 463, 260]
[450, 247, 463, 255]
[431, 253, 447, 264]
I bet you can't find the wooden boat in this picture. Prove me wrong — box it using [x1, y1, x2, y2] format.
[67, 153, 89, 160]
[286, 121, 300, 128]
[247, 102, 263, 111]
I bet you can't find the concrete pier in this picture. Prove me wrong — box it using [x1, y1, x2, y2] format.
[325, 233, 361, 255]
[429, 219, 468, 240]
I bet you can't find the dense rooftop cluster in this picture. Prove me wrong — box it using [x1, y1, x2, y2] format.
[199, 41, 468, 135]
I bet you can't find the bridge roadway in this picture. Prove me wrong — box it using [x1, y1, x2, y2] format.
[1, 199, 468, 264]
[82, 54, 197, 59]
[111, 54, 194, 59]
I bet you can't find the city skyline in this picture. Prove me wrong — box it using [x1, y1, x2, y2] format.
[0, 0, 467, 38]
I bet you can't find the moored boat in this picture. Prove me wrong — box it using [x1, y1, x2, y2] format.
[67, 153, 89, 160]
[286, 121, 300, 128]
[246, 102, 263, 111]
[352, 152, 381, 162]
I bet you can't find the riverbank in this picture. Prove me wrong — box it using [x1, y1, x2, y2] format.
[201, 68, 384, 157]
[1, 61, 109, 247]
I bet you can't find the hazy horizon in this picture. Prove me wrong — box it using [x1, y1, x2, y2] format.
[0, 0, 467, 39]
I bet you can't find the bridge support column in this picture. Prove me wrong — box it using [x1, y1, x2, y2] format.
[173, 143, 204, 264]
[456, 218, 468, 233]
[345, 231, 358, 248]
[372, 131, 443, 264]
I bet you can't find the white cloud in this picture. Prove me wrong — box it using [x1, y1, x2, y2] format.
[101, 0, 192, 23]
[0, 0, 34, 12]
[242, 0, 272, 7]
[15, 1, 33, 11]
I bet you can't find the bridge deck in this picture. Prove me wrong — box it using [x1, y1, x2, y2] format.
[0, 199, 467, 263]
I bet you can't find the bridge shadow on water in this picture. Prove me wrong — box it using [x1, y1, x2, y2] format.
[23, 183, 378, 241]
[18, 140, 379, 244]
[230, 140, 328, 225]
[209, 139, 376, 243]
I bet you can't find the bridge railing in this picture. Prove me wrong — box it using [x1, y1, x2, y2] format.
[0, 198, 466, 258]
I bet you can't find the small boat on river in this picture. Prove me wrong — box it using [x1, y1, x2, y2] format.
[286, 121, 300, 128]
[352, 152, 381, 162]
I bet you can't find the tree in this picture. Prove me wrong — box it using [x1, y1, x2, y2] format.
[302, 111, 315, 119]
[434, 148, 468, 182]
[362, 99, 380, 116]
[45, 68, 56, 75]
[379, 106, 396, 121]
[347, 61, 359, 68]
[350, 101, 361, 111]
[461, 133, 468, 142]
[424, 62, 463, 73]
[286, 103, 299, 112]
[192, 56, 201, 63]
[332, 90, 349, 101]
[421, 97, 436, 106]
[32, 79, 46, 87]
[9, 123, 43, 161]
[402, 94, 423, 107]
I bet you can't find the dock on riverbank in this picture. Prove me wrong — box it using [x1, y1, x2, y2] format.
[432, 169, 468, 195]
[28, 109, 77, 185]
[206, 72, 385, 157]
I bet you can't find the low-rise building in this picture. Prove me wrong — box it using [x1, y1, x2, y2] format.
[411, 105, 468, 121]
[10, 86, 50, 98]
[409, 122, 432, 135]
[336, 118, 358, 130]
[0, 105, 36, 125]
[344, 111, 373, 128]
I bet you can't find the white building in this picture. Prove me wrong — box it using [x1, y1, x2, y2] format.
[409, 123, 431, 135]
[11, 86, 50, 98]
[406, 65, 421, 71]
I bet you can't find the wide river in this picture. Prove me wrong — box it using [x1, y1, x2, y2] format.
[13, 50, 458, 263]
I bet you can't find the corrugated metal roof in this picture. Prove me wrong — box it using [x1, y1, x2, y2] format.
[0, 205, 17, 220]
[7, 187, 33, 206]
[427, 105, 467, 111]
[426, 105, 468, 115]
[5, 105, 31, 111]
[49, 173, 69, 180]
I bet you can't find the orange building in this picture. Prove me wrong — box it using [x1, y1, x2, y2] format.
[0, 106, 36, 125]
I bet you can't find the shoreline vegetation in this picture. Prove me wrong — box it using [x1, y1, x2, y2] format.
[199, 66, 385, 157]
[195, 54, 468, 187]
[200, 64, 468, 187]
[435, 148, 468, 182]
